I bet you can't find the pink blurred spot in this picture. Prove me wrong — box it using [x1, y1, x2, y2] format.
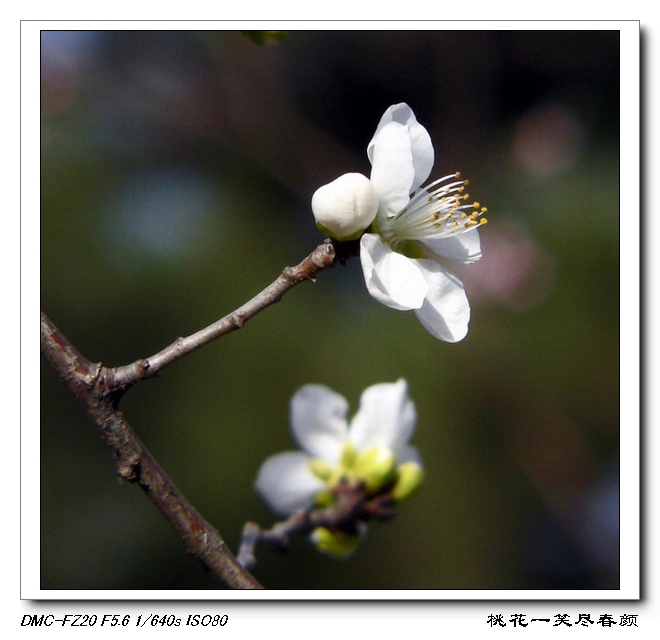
[454, 221, 554, 310]
[513, 103, 584, 177]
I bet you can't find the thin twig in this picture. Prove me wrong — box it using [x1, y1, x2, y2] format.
[237, 480, 396, 571]
[110, 239, 340, 391]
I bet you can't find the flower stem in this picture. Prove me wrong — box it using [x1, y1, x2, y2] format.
[237, 481, 396, 571]
[110, 239, 339, 391]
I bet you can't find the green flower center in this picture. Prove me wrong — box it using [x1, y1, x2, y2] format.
[309, 441, 399, 505]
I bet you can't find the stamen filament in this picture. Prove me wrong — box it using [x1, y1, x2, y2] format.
[378, 171, 488, 244]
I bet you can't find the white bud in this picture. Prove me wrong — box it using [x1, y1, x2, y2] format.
[311, 173, 379, 241]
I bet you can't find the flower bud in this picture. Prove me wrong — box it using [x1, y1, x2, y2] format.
[391, 461, 424, 502]
[311, 173, 379, 241]
[310, 526, 362, 558]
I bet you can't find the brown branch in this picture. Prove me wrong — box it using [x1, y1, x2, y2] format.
[40, 240, 351, 589]
[110, 239, 341, 391]
[41, 311, 263, 589]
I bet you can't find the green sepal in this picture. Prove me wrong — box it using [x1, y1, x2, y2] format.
[315, 220, 365, 242]
[339, 441, 359, 469]
[310, 527, 362, 558]
[308, 458, 334, 482]
[391, 461, 424, 502]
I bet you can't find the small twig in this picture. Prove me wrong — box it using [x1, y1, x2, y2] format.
[110, 238, 340, 391]
[237, 480, 396, 571]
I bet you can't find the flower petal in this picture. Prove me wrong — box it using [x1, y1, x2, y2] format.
[349, 379, 417, 454]
[360, 233, 428, 310]
[397, 444, 423, 467]
[368, 121, 415, 216]
[290, 384, 349, 463]
[368, 103, 434, 192]
[413, 260, 471, 342]
[421, 230, 482, 265]
[254, 451, 324, 517]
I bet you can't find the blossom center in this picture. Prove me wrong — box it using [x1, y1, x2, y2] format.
[308, 441, 397, 502]
[376, 172, 488, 251]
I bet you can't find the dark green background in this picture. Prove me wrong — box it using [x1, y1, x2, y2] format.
[40, 30, 620, 590]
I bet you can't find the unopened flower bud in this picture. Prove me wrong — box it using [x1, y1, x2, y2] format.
[391, 461, 424, 502]
[312, 173, 379, 241]
[310, 526, 362, 558]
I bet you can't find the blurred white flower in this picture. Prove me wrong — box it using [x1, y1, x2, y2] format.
[255, 379, 423, 555]
[360, 103, 488, 341]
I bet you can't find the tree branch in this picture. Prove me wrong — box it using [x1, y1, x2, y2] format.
[110, 238, 340, 391]
[40, 239, 350, 589]
[41, 311, 263, 589]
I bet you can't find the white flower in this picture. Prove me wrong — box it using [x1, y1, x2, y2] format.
[255, 379, 422, 518]
[361, 103, 488, 342]
[311, 172, 379, 241]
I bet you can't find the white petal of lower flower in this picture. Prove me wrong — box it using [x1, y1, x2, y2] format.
[349, 379, 417, 453]
[254, 451, 324, 517]
[413, 260, 471, 342]
[290, 384, 349, 463]
[396, 444, 423, 467]
[360, 233, 428, 310]
[421, 231, 482, 265]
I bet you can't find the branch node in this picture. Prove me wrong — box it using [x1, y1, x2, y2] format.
[281, 265, 296, 282]
[136, 358, 151, 373]
[117, 453, 142, 483]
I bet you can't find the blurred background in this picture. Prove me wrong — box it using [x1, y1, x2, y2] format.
[40, 29, 620, 591]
